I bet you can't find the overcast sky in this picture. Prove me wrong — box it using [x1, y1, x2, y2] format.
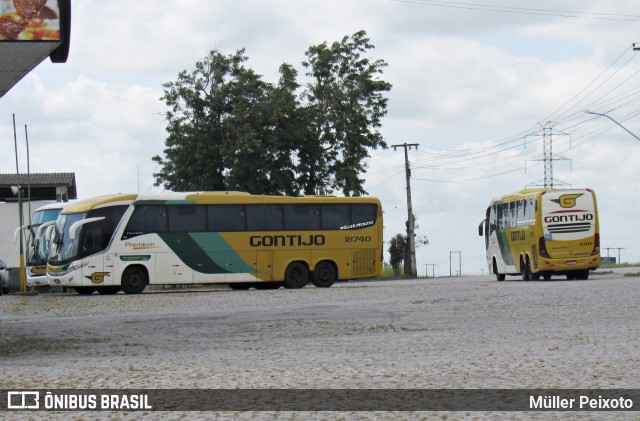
[2, 0, 640, 276]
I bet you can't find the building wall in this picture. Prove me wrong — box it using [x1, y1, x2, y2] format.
[0, 201, 55, 268]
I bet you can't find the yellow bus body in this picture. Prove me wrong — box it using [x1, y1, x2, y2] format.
[480, 188, 600, 281]
[48, 192, 383, 293]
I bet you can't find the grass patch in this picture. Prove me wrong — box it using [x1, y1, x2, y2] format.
[0, 335, 108, 357]
[601, 262, 640, 269]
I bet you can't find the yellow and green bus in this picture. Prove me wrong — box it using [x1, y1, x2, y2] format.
[47, 192, 383, 294]
[478, 188, 600, 281]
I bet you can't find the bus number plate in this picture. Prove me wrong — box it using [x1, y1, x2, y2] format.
[345, 236, 372, 243]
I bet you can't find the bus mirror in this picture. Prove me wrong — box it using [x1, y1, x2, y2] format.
[478, 220, 485, 236]
[14, 225, 29, 244]
[36, 221, 56, 240]
[69, 217, 106, 241]
[44, 225, 55, 241]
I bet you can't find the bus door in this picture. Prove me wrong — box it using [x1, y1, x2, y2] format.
[80, 221, 108, 287]
[255, 251, 273, 281]
[156, 251, 192, 284]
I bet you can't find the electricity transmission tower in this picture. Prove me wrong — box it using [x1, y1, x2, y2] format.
[526, 121, 571, 188]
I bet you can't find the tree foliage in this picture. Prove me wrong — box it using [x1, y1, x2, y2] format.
[388, 233, 406, 277]
[388, 218, 429, 277]
[299, 30, 391, 196]
[153, 30, 391, 196]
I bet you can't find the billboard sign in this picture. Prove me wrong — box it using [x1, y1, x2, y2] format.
[0, 0, 60, 41]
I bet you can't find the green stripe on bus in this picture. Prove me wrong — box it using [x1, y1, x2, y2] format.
[158, 232, 255, 275]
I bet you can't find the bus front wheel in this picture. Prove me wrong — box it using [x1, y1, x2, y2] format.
[121, 267, 148, 294]
[283, 262, 308, 289]
[311, 261, 337, 288]
[493, 259, 505, 281]
[75, 287, 96, 295]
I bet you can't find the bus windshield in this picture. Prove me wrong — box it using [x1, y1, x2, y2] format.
[50, 213, 86, 264]
[49, 205, 129, 265]
[28, 222, 56, 266]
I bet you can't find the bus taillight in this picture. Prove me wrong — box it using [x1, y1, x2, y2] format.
[592, 233, 600, 256]
[539, 237, 550, 258]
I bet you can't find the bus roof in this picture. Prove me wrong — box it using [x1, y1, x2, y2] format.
[62, 192, 381, 214]
[61, 194, 138, 214]
[492, 188, 594, 204]
[34, 202, 68, 211]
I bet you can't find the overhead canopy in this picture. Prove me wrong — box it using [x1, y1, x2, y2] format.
[0, 172, 77, 202]
[0, 0, 70, 99]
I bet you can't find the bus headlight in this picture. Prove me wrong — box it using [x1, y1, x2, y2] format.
[47, 261, 83, 277]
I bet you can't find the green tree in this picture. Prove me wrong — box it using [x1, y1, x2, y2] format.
[153, 30, 391, 197]
[153, 49, 298, 195]
[300, 30, 391, 196]
[388, 233, 406, 277]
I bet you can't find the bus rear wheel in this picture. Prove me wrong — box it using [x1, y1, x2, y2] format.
[521, 257, 531, 281]
[121, 267, 148, 294]
[283, 262, 308, 289]
[311, 261, 337, 288]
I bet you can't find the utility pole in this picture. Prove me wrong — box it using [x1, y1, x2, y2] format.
[450, 251, 461, 277]
[425, 263, 437, 278]
[603, 247, 625, 264]
[392, 143, 419, 278]
[12, 114, 26, 292]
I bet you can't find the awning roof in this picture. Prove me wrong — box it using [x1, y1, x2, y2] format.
[0, 0, 70, 99]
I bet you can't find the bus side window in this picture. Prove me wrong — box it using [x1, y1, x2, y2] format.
[497, 204, 505, 230]
[509, 202, 517, 228]
[247, 205, 284, 231]
[208, 205, 246, 232]
[123, 205, 167, 239]
[321, 204, 350, 230]
[168, 205, 206, 232]
[488, 205, 495, 234]
[284, 204, 321, 230]
[351, 204, 377, 226]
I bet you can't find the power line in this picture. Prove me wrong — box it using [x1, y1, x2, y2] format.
[389, 0, 640, 22]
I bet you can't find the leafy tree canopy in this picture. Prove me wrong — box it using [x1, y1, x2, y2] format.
[153, 30, 391, 196]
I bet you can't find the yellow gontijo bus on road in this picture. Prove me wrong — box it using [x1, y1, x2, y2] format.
[478, 188, 600, 281]
[47, 192, 383, 294]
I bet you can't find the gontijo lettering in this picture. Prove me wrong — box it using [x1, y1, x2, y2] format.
[250, 234, 325, 247]
[544, 214, 593, 223]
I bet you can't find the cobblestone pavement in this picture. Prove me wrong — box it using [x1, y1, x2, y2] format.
[1, 270, 638, 420]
